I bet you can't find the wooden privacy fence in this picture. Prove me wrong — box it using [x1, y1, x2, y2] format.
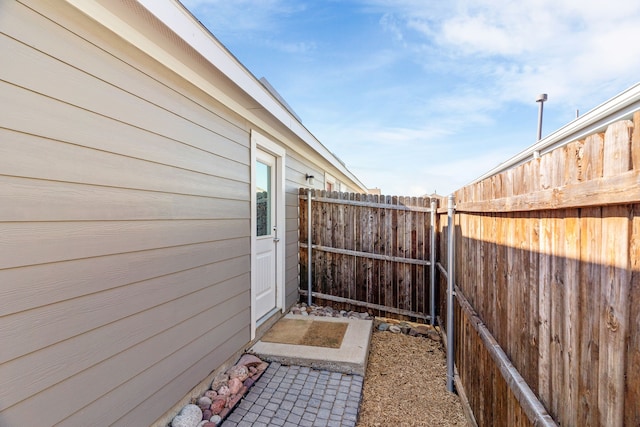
[439, 113, 640, 427]
[299, 189, 437, 322]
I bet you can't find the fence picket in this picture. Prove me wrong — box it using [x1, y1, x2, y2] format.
[626, 204, 640, 425]
[299, 191, 435, 321]
[444, 118, 638, 426]
[383, 195, 394, 310]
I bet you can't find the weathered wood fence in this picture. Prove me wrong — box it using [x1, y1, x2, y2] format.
[299, 190, 436, 322]
[298, 115, 639, 426]
[439, 113, 640, 426]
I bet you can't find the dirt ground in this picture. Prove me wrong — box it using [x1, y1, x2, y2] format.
[357, 328, 467, 426]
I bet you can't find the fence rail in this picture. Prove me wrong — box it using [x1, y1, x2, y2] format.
[441, 113, 640, 427]
[299, 190, 436, 322]
[297, 114, 639, 427]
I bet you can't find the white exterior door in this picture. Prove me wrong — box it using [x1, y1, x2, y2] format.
[254, 149, 278, 320]
[251, 130, 285, 338]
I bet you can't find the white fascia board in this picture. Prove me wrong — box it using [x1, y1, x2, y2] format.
[92, 0, 366, 191]
[134, 0, 292, 126]
[471, 82, 640, 185]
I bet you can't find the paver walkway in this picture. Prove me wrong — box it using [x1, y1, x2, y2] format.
[222, 362, 363, 427]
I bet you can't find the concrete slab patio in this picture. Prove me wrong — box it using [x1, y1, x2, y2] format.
[248, 314, 373, 376]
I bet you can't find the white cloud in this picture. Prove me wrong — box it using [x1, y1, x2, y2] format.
[360, 0, 640, 110]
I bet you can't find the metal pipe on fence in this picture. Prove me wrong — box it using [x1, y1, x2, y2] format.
[307, 188, 313, 307]
[446, 195, 456, 392]
[429, 198, 436, 326]
[536, 93, 548, 141]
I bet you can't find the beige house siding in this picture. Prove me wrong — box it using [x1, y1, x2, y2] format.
[284, 153, 321, 308]
[1, 1, 251, 426]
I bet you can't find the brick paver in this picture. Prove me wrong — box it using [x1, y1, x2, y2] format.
[222, 363, 363, 427]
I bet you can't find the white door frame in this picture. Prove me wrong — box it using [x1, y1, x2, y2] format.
[250, 130, 286, 339]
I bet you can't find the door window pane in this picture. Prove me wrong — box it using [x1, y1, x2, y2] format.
[256, 160, 271, 236]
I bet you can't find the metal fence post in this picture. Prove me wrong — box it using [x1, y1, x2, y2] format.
[446, 195, 456, 392]
[429, 198, 436, 326]
[307, 188, 313, 307]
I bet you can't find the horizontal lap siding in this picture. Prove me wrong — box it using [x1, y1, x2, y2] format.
[1, 2, 251, 426]
[284, 153, 321, 308]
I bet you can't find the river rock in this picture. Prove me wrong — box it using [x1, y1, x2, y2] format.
[227, 392, 243, 408]
[228, 377, 243, 394]
[210, 397, 226, 415]
[204, 390, 217, 399]
[389, 325, 402, 333]
[171, 404, 202, 427]
[196, 396, 212, 410]
[217, 384, 230, 396]
[378, 322, 390, 332]
[244, 377, 255, 388]
[211, 374, 229, 392]
[237, 354, 263, 368]
[228, 365, 249, 381]
[209, 415, 222, 424]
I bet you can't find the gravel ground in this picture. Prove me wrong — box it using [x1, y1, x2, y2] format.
[357, 327, 467, 426]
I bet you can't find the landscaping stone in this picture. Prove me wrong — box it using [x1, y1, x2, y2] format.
[377, 322, 390, 332]
[201, 409, 212, 421]
[217, 384, 230, 396]
[228, 365, 249, 382]
[210, 397, 226, 415]
[228, 377, 242, 395]
[210, 374, 228, 392]
[196, 396, 212, 410]
[167, 353, 270, 426]
[236, 353, 262, 369]
[171, 404, 202, 427]
[289, 303, 373, 320]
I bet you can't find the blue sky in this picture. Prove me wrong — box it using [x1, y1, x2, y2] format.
[182, 0, 640, 196]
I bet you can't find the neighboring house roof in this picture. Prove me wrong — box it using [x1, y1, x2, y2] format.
[65, 0, 367, 192]
[472, 82, 640, 184]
